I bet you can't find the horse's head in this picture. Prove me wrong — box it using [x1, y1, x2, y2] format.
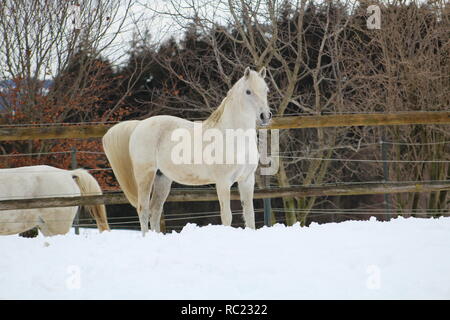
[240, 67, 272, 126]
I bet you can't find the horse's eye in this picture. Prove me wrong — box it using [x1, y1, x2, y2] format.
[246, 90, 251, 95]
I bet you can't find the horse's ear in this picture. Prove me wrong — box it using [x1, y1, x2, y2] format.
[244, 67, 251, 79]
[259, 67, 267, 78]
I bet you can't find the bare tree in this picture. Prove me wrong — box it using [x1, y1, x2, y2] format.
[353, 0, 450, 215]
[0, 0, 149, 161]
[0, 0, 137, 123]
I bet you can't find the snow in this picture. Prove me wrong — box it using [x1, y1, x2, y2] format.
[1, 217, 450, 299]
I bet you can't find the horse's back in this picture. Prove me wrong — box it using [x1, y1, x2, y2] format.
[136, 115, 194, 133]
[0, 165, 79, 198]
[130, 115, 195, 161]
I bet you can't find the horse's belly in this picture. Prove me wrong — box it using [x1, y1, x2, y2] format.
[0, 209, 40, 235]
[158, 163, 214, 185]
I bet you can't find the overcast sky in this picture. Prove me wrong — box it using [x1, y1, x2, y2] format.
[109, 0, 234, 65]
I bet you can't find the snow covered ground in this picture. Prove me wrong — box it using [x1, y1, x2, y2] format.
[1, 217, 450, 299]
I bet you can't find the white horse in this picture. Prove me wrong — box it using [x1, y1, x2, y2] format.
[0, 165, 110, 236]
[103, 67, 271, 235]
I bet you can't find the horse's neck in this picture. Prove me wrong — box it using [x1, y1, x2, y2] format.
[220, 106, 256, 130]
[207, 94, 256, 131]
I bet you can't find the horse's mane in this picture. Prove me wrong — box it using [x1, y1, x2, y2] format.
[203, 95, 229, 127]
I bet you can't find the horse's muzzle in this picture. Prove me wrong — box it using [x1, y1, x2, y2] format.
[259, 111, 272, 126]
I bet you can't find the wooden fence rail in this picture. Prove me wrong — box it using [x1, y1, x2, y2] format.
[1, 111, 449, 213]
[1, 111, 449, 141]
[1, 181, 449, 210]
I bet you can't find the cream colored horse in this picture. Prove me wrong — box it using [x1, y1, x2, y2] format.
[0, 165, 110, 236]
[103, 67, 271, 235]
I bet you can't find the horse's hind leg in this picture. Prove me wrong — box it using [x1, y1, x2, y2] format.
[37, 217, 54, 237]
[134, 164, 156, 236]
[38, 209, 75, 236]
[149, 172, 172, 233]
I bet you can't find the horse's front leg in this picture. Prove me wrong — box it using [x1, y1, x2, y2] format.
[238, 173, 256, 229]
[216, 181, 232, 226]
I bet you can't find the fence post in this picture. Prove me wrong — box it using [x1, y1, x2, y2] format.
[71, 147, 80, 235]
[381, 133, 392, 220]
[263, 192, 272, 227]
[259, 129, 273, 227]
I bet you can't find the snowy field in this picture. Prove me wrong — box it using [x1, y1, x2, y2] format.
[1, 217, 450, 300]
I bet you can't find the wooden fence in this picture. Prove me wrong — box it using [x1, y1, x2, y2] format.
[1, 181, 450, 210]
[2, 111, 450, 141]
[1, 111, 449, 210]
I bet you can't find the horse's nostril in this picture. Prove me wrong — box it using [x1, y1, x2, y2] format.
[261, 112, 272, 120]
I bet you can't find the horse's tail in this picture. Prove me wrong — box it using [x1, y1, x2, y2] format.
[71, 169, 110, 232]
[102, 120, 140, 208]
